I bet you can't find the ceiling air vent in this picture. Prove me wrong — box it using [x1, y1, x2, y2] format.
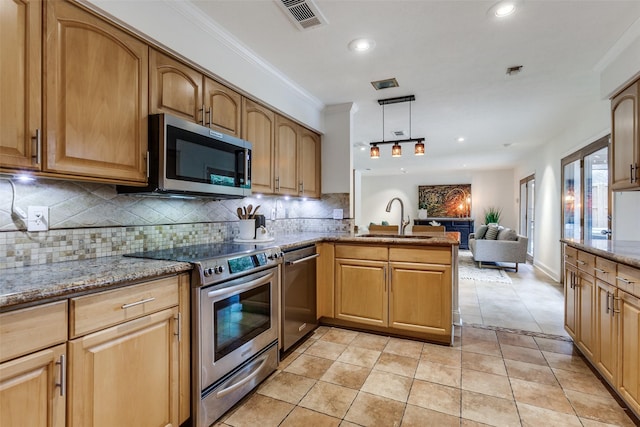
[392, 130, 407, 137]
[276, 0, 328, 31]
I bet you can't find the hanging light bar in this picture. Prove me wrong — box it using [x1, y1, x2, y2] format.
[369, 94, 426, 158]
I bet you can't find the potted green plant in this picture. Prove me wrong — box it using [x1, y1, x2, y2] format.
[418, 202, 428, 219]
[484, 206, 502, 225]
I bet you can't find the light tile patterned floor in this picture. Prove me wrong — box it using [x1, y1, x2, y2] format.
[216, 326, 638, 427]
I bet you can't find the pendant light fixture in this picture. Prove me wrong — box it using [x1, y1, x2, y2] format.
[369, 95, 425, 158]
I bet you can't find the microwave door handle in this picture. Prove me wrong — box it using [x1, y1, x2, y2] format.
[207, 271, 274, 299]
[244, 148, 250, 187]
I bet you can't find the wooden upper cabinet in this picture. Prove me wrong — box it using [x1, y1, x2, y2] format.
[150, 49, 203, 124]
[45, 1, 148, 184]
[0, 0, 41, 171]
[299, 127, 321, 198]
[204, 77, 242, 137]
[611, 79, 640, 190]
[275, 114, 300, 196]
[243, 98, 275, 194]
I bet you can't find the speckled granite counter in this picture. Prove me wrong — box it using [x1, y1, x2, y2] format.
[0, 257, 192, 311]
[1, 231, 459, 311]
[561, 239, 640, 269]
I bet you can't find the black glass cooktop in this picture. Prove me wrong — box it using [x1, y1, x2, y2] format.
[125, 242, 273, 262]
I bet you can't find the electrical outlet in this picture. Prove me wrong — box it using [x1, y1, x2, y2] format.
[28, 206, 49, 232]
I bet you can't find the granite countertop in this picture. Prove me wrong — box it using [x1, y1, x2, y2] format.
[561, 239, 640, 269]
[0, 231, 459, 311]
[0, 257, 192, 311]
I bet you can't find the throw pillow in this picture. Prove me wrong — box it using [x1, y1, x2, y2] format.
[485, 224, 500, 240]
[475, 224, 488, 239]
[497, 228, 518, 241]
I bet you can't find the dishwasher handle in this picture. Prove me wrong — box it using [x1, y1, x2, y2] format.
[285, 253, 320, 266]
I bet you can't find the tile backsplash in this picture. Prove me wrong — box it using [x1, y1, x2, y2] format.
[0, 178, 351, 268]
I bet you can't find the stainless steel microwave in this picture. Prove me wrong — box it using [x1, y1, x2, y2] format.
[118, 114, 251, 198]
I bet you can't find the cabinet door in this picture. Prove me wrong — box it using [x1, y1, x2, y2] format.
[0, 0, 41, 170]
[299, 127, 321, 198]
[0, 344, 66, 427]
[316, 242, 335, 319]
[45, 1, 148, 183]
[389, 262, 451, 337]
[611, 80, 639, 190]
[204, 77, 242, 136]
[150, 49, 203, 124]
[243, 98, 275, 194]
[335, 258, 387, 327]
[564, 263, 578, 340]
[595, 280, 617, 385]
[275, 115, 299, 196]
[68, 307, 179, 427]
[618, 290, 640, 417]
[577, 271, 595, 360]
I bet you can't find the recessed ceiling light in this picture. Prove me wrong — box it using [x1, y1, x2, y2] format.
[457, 137, 465, 143]
[488, 1, 519, 18]
[495, 3, 515, 17]
[348, 38, 376, 52]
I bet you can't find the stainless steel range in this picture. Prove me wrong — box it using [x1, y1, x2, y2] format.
[126, 242, 283, 427]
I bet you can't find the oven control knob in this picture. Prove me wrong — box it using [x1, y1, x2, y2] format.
[214, 265, 225, 274]
[268, 252, 277, 260]
[204, 268, 214, 277]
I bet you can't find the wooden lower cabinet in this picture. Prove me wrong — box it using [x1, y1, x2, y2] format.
[576, 271, 595, 360]
[0, 344, 66, 427]
[564, 263, 578, 340]
[618, 290, 640, 416]
[68, 307, 180, 427]
[595, 280, 617, 385]
[335, 258, 388, 327]
[389, 262, 451, 336]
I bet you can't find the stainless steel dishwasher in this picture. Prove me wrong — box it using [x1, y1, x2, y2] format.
[282, 244, 319, 352]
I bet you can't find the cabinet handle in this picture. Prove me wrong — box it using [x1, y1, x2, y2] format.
[605, 290, 610, 314]
[146, 151, 150, 178]
[631, 164, 635, 184]
[594, 267, 605, 274]
[175, 312, 182, 342]
[275, 177, 280, 192]
[55, 354, 66, 397]
[610, 293, 616, 317]
[32, 129, 41, 165]
[383, 265, 387, 292]
[200, 104, 205, 125]
[613, 296, 621, 314]
[635, 164, 639, 183]
[576, 260, 586, 265]
[299, 182, 303, 194]
[121, 297, 155, 309]
[207, 107, 212, 127]
[616, 276, 633, 285]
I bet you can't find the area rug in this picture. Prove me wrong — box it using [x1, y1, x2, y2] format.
[458, 250, 512, 284]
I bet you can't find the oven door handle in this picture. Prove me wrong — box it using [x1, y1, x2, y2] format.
[215, 352, 270, 398]
[285, 253, 320, 266]
[207, 271, 274, 299]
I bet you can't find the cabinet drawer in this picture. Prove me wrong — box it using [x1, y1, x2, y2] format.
[70, 275, 179, 337]
[576, 250, 595, 275]
[595, 257, 617, 285]
[335, 245, 387, 261]
[616, 264, 640, 298]
[389, 247, 451, 265]
[0, 301, 67, 363]
[564, 246, 578, 267]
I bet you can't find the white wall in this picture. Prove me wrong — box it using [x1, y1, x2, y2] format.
[322, 104, 356, 194]
[513, 100, 611, 281]
[357, 169, 515, 232]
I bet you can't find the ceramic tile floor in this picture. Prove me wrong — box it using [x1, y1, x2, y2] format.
[458, 252, 569, 337]
[215, 326, 638, 426]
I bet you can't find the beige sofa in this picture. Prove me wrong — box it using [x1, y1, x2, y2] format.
[468, 226, 528, 272]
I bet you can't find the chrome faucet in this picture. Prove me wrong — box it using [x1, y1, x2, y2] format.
[385, 197, 410, 235]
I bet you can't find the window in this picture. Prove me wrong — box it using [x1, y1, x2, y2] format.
[561, 136, 611, 241]
[519, 174, 535, 259]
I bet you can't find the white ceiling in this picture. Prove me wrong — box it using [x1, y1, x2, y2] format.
[190, 0, 640, 176]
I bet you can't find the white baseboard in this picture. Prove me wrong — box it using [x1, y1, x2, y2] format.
[533, 260, 560, 283]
